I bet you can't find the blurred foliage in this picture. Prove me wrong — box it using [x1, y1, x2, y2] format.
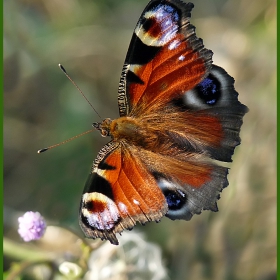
[4, 0, 276, 279]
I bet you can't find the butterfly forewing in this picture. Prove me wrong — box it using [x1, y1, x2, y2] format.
[80, 143, 167, 245]
[118, 0, 213, 117]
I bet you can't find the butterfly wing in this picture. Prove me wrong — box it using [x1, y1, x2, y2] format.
[79, 142, 168, 245]
[118, 0, 213, 117]
[181, 65, 248, 162]
[118, 0, 247, 160]
[116, 0, 248, 220]
[79, 0, 248, 244]
[129, 64, 249, 221]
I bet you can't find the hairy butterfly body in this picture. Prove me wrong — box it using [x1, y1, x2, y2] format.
[79, 0, 248, 245]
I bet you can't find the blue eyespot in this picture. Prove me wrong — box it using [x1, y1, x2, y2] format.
[196, 76, 221, 105]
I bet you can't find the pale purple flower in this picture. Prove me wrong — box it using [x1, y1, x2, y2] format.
[18, 211, 46, 242]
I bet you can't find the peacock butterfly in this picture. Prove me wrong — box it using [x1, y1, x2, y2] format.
[79, 0, 248, 245]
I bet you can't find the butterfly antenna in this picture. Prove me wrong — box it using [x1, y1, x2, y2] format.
[58, 64, 102, 120]
[37, 128, 96, 153]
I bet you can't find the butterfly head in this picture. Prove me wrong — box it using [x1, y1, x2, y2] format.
[93, 118, 112, 137]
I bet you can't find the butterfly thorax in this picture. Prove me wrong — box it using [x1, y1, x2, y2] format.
[94, 117, 160, 149]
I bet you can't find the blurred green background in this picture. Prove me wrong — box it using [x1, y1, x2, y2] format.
[4, 0, 276, 279]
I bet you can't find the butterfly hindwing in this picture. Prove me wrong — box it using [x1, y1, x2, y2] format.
[165, 65, 249, 162]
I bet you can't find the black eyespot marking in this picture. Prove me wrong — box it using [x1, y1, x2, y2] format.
[81, 213, 92, 228]
[125, 34, 161, 65]
[98, 161, 116, 170]
[83, 173, 114, 200]
[127, 70, 145, 85]
[196, 75, 221, 105]
[84, 200, 94, 211]
[142, 17, 154, 32]
[163, 189, 187, 210]
[171, 96, 189, 111]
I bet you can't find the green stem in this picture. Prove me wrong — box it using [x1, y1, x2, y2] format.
[4, 237, 54, 261]
[5, 260, 57, 280]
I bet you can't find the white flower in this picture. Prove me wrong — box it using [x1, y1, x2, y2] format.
[85, 232, 168, 280]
